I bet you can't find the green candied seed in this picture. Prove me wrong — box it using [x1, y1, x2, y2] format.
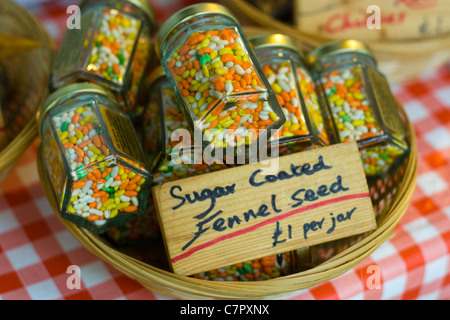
[329, 86, 336, 95]
[243, 263, 253, 274]
[381, 154, 389, 159]
[61, 121, 69, 132]
[107, 66, 113, 74]
[105, 174, 111, 180]
[96, 41, 102, 48]
[78, 170, 87, 179]
[75, 164, 85, 172]
[118, 54, 125, 65]
[342, 115, 351, 122]
[199, 54, 211, 67]
[237, 267, 246, 275]
[102, 186, 115, 193]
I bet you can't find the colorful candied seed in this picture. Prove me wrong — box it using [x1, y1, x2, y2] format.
[166, 28, 280, 148]
[192, 253, 292, 281]
[53, 105, 146, 225]
[262, 62, 328, 146]
[87, 9, 140, 86]
[321, 66, 404, 176]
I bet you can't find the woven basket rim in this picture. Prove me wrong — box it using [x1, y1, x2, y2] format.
[0, 0, 55, 179]
[37, 101, 418, 299]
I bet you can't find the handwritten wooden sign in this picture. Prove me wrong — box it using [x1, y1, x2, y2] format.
[152, 142, 376, 276]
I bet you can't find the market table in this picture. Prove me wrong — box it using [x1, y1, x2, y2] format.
[0, 0, 449, 300]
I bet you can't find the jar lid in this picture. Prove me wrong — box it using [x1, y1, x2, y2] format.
[154, 2, 237, 58]
[249, 33, 304, 58]
[142, 65, 166, 92]
[305, 39, 375, 67]
[37, 83, 115, 134]
[125, 0, 156, 25]
[80, 0, 156, 25]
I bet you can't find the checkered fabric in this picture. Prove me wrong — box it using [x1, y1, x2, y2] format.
[0, 0, 449, 300]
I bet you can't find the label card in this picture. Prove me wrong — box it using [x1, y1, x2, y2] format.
[152, 142, 376, 276]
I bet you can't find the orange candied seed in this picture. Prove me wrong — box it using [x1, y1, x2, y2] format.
[89, 202, 97, 209]
[276, 94, 285, 106]
[77, 139, 92, 149]
[92, 190, 106, 198]
[88, 215, 100, 221]
[72, 112, 80, 124]
[197, 46, 212, 56]
[124, 190, 138, 197]
[261, 255, 276, 267]
[129, 174, 142, 185]
[221, 53, 234, 63]
[73, 180, 86, 189]
[63, 143, 74, 149]
[168, 59, 176, 69]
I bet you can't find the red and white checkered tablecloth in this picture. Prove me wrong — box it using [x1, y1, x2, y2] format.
[1, 0, 449, 300]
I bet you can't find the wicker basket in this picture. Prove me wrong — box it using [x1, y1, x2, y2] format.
[226, 0, 450, 85]
[0, 0, 55, 183]
[37, 96, 417, 299]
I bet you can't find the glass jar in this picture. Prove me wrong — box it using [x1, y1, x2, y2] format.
[37, 83, 152, 233]
[250, 33, 332, 156]
[142, 67, 228, 184]
[50, 0, 156, 116]
[306, 40, 409, 178]
[154, 3, 285, 157]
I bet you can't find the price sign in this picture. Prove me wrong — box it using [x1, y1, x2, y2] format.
[152, 142, 376, 276]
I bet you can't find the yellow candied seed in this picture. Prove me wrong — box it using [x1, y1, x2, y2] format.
[186, 95, 196, 104]
[88, 146, 101, 155]
[215, 68, 227, 75]
[189, 68, 197, 77]
[106, 203, 116, 211]
[283, 131, 294, 137]
[114, 189, 125, 197]
[76, 107, 85, 114]
[335, 99, 344, 106]
[128, 172, 136, 179]
[69, 136, 78, 144]
[198, 81, 211, 92]
[68, 205, 76, 214]
[209, 51, 218, 61]
[70, 196, 77, 202]
[114, 197, 120, 204]
[283, 121, 292, 129]
[352, 119, 365, 127]
[75, 130, 84, 140]
[110, 209, 119, 219]
[212, 60, 223, 69]
[234, 49, 244, 57]
[89, 155, 97, 163]
[328, 94, 340, 103]
[290, 122, 300, 132]
[190, 82, 201, 92]
[60, 131, 69, 140]
[269, 112, 278, 121]
[202, 64, 209, 77]
[353, 92, 365, 100]
[182, 70, 190, 78]
[272, 83, 282, 94]
[137, 178, 146, 186]
[242, 55, 250, 63]
[218, 47, 232, 55]
[251, 79, 257, 88]
[365, 116, 376, 123]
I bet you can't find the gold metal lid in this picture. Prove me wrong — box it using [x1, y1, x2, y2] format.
[305, 39, 374, 67]
[154, 2, 237, 58]
[249, 33, 304, 58]
[125, 0, 156, 25]
[37, 83, 115, 134]
[80, 0, 156, 25]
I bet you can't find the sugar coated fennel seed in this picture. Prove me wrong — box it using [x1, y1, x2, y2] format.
[155, 3, 285, 154]
[39, 84, 151, 233]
